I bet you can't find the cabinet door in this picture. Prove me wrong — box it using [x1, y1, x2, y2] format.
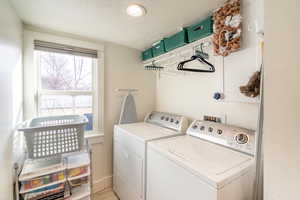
[114, 139, 144, 200]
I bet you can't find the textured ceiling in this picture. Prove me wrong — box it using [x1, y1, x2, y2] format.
[10, 0, 223, 50]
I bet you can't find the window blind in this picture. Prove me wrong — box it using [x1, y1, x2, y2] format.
[34, 40, 98, 58]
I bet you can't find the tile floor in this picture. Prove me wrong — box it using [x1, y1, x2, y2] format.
[93, 189, 119, 200]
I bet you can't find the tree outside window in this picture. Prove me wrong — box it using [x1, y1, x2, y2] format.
[37, 51, 95, 131]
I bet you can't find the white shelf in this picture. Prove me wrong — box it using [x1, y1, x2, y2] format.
[142, 36, 212, 65]
[18, 148, 92, 200]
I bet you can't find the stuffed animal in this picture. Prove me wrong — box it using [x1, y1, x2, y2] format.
[240, 71, 261, 98]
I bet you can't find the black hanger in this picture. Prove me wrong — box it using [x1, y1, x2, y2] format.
[177, 51, 215, 73]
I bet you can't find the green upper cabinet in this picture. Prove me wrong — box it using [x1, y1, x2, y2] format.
[187, 16, 213, 43]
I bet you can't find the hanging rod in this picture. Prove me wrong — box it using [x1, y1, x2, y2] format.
[115, 88, 139, 92]
[177, 51, 215, 73]
[144, 60, 164, 71]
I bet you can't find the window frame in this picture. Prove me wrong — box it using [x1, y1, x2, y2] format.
[24, 30, 105, 134]
[35, 51, 100, 131]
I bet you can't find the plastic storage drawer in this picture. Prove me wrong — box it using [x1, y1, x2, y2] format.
[152, 40, 166, 57]
[69, 176, 89, 188]
[21, 171, 65, 191]
[187, 16, 213, 43]
[70, 184, 91, 200]
[68, 166, 89, 178]
[67, 152, 90, 177]
[164, 29, 188, 52]
[22, 183, 66, 200]
[142, 48, 153, 61]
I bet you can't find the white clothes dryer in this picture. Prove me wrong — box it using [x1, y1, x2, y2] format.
[113, 111, 189, 200]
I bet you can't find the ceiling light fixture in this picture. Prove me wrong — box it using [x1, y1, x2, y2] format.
[126, 4, 146, 17]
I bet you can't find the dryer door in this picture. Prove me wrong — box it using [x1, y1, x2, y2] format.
[114, 130, 145, 200]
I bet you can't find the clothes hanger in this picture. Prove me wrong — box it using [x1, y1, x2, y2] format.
[177, 50, 215, 73]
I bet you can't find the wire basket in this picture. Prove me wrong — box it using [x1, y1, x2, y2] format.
[18, 115, 88, 159]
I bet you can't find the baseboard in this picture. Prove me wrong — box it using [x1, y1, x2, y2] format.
[93, 175, 113, 193]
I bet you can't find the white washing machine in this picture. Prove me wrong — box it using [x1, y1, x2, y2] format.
[147, 120, 256, 200]
[113, 111, 189, 200]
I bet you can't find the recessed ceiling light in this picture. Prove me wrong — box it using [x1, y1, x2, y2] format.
[126, 4, 146, 17]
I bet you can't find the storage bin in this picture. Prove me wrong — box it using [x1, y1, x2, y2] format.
[187, 16, 213, 43]
[70, 184, 91, 200]
[22, 171, 65, 190]
[23, 183, 65, 200]
[18, 115, 88, 159]
[66, 152, 90, 178]
[68, 166, 89, 178]
[164, 29, 188, 52]
[142, 48, 153, 61]
[69, 176, 89, 188]
[152, 40, 166, 57]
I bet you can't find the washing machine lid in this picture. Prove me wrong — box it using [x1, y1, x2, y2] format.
[148, 135, 254, 189]
[115, 122, 183, 142]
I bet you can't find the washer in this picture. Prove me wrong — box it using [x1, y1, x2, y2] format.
[146, 120, 255, 200]
[113, 111, 189, 200]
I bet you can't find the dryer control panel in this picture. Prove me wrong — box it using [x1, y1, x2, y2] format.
[187, 120, 255, 155]
[145, 111, 189, 133]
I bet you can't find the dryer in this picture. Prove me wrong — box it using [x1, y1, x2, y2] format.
[113, 111, 189, 200]
[146, 120, 255, 200]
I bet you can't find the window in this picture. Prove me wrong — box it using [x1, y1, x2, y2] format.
[34, 40, 100, 131]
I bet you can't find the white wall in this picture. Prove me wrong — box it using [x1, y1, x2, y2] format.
[0, 0, 23, 199]
[104, 42, 156, 176]
[22, 26, 156, 192]
[264, 0, 300, 199]
[156, 0, 259, 130]
[88, 42, 156, 191]
[88, 41, 156, 192]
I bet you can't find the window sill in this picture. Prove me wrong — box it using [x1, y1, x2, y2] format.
[85, 130, 104, 138]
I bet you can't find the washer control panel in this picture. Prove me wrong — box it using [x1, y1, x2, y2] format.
[145, 111, 189, 133]
[187, 120, 255, 155]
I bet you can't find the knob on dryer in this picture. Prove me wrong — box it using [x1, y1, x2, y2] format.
[235, 133, 249, 144]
